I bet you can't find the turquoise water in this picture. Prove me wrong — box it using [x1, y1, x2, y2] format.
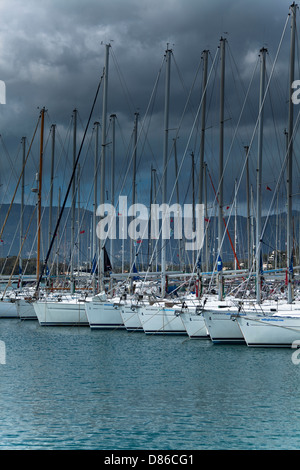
[1, 319, 300, 450]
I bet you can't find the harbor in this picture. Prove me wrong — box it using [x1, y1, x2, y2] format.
[1, 0, 300, 452]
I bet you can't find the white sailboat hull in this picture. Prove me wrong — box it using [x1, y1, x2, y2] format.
[120, 304, 143, 331]
[16, 298, 37, 320]
[180, 311, 209, 338]
[138, 305, 187, 335]
[201, 297, 290, 344]
[33, 299, 89, 326]
[236, 310, 300, 347]
[85, 300, 125, 329]
[203, 309, 245, 343]
[0, 298, 18, 318]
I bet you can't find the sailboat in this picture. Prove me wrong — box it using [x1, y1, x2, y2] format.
[0, 294, 18, 318]
[32, 50, 107, 326]
[136, 47, 187, 335]
[233, 2, 300, 347]
[120, 302, 143, 331]
[201, 14, 298, 343]
[33, 108, 95, 327]
[17, 111, 50, 320]
[203, 39, 267, 343]
[85, 291, 125, 330]
[0, 111, 46, 320]
[33, 293, 90, 326]
[180, 306, 209, 338]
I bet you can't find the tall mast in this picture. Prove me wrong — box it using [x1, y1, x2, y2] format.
[99, 43, 110, 290]
[70, 108, 77, 293]
[36, 107, 45, 283]
[93, 121, 100, 294]
[256, 47, 267, 304]
[48, 124, 55, 274]
[204, 162, 209, 272]
[287, 2, 296, 303]
[217, 37, 225, 301]
[153, 167, 158, 272]
[19, 136, 26, 287]
[77, 163, 81, 273]
[161, 47, 171, 297]
[245, 145, 251, 270]
[130, 112, 139, 275]
[234, 178, 237, 271]
[56, 186, 61, 277]
[198, 50, 208, 278]
[199, 49, 208, 206]
[173, 138, 182, 270]
[110, 113, 116, 271]
[148, 164, 153, 270]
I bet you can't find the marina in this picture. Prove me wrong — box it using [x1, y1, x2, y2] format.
[1, 0, 300, 451]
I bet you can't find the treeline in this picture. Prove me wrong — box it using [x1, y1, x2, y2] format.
[0, 257, 65, 276]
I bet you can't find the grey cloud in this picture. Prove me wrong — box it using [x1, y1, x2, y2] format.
[0, 0, 297, 214]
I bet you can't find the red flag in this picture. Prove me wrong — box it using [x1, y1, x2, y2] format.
[80, 230, 85, 234]
[266, 186, 272, 191]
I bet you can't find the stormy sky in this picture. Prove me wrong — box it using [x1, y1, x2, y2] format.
[0, 0, 298, 220]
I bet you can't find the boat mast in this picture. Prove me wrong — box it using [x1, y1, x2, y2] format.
[99, 43, 110, 291]
[191, 151, 195, 269]
[48, 124, 55, 278]
[199, 50, 208, 277]
[161, 46, 171, 297]
[234, 178, 237, 271]
[70, 108, 77, 293]
[153, 167, 158, 272]
[56, 186, 61, 278]
[218, 37, 225, 301]
[130, 112, 139, 278]
[93, 121, 100, 294]
[36, 107, 45, 283]
[173, 138, 182, 270]
[19, 136, 26, 287]
[287, 2, 296, 303]
[199, 50, 208, 206]
[110, 113, 116, 271]
[256, 47, 267, 304]
[204, 162, 209, 272]
[245, 145, 251, 270]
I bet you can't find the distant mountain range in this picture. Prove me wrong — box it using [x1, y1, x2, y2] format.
[0, 203, 297, 272]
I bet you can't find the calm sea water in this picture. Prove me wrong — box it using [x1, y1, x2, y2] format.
[1, 318, 300, 450]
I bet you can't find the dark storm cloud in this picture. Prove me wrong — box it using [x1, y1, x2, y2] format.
[0, 0, 297, 212]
